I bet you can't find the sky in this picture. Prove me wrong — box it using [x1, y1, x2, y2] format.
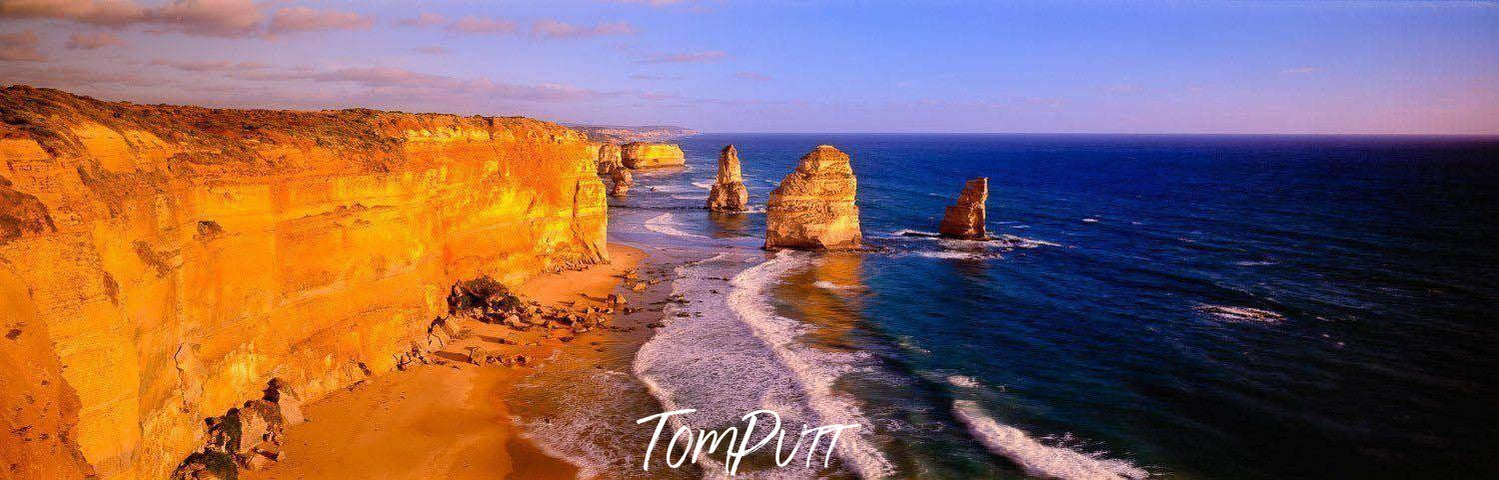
[1, 0, 1496, 134]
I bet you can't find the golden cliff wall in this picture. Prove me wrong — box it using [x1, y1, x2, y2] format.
[0, 86, 608, 479]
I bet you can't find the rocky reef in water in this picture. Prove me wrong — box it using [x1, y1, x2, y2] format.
[707, 145, 749, 212]
[764, 145, 862, 250]
[0, 86, 609, 480]
[939, 177, 989, 240]
[621, 142, 686, 169]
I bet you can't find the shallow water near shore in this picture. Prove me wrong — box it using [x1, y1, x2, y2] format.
[524, 134, 1498, 479]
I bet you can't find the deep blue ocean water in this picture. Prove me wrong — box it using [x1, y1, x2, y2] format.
[606, 134, 1499, 479]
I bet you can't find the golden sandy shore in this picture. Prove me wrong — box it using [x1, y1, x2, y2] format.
[242, 244, 650, 480]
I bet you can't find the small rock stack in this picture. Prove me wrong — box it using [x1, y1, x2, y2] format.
[609, 168, 633, 197]
[939, 177, 988, 240]
[707, 145, 749, 212]
[596, 143, 623, 176]
[764, 145, 862, 250]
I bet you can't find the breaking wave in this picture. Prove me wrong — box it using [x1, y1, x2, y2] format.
[953, 400, 1149, 480]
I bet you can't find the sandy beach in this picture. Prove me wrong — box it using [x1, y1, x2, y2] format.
[243, 244, 656, 480]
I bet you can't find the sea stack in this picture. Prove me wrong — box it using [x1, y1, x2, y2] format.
[609, 167, 634, 197]
[707, 145, 749, 212]
[597, 143, 623, 175]
[764, 145, 862, 250]
[621, 142, 686, 168]
[939, 177, 988, 240]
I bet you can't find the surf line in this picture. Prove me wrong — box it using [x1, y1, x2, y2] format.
[636, 408, 861, 475]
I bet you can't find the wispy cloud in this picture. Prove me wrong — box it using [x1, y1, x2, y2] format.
[150, 58, 267, 72]
[396, 12, 447, 28]
[630, 74, 684, 80]
[532, 19, 635, 38]
[635, 50, 727, 64]
[0, 30, 45, 61]
[1103, 83, 1143, 94]
[413, 45, 448, 55]
[447, 15, 518, 34]
[733, 71, 773, 81]
[0, 0, 374, 38]
[66, 31, 125, 49]
[1282, 66, 1321, 74]
[605, 0, 691, 7]
[268, 7, 373, 35]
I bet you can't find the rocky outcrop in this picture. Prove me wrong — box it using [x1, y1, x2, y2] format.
[939, 177, 988, 240]
[707, 145, 749, 212]
[609, 167, 633, 197]
[764, 145, 861, 250]
[0, 86, 608, 480]
[596, 143, 623, 175]
[621, 142, 685, 169]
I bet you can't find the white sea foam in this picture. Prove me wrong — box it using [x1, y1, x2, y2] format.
[644, 213, 707, 239]
[1082, 218, 1100, 223]
[671, 194, 703, 201]
[947, 375, 981, 388]
[1233, 260, 1278, 267]
[1196, 304, 1284, 324]
[953, 400, 1149, 480]
[724, 252, 895, 478]
[692, 180, 715, 189]
[813, 280, 864, 292]
[632, 252, 894, 479]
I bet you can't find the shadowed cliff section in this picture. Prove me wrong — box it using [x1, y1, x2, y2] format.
[0, 86, 608, 479]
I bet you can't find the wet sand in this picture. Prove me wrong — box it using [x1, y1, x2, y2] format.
[244, 244, 652, 480]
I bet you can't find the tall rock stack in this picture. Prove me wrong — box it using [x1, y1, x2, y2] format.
[609, 167, 633, 197]
[939, 177, 988, 240]
[707, 145, 749, 212]
[597, 143, 623, 175]
[764, 145, 862, 250]
[621, 142, 686, 168]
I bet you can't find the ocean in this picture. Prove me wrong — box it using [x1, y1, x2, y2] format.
[517, 134, 1499, 479]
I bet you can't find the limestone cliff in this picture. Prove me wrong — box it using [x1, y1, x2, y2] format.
[764, 145, 861, 250]
[707, 145, 748, 212]
[620, 142, 685, 169]
[608, 167, 633, 197]
[0, 86, 608, 480]
[939, 177, 988, 240]
[596, 143, 623, 175]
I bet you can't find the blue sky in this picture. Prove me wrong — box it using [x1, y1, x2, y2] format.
[1, 0, 1495, 133]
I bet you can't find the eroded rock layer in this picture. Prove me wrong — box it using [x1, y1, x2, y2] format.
[596, 143, 623, 175]
[708, 145, 749, 212]
[620, 142, 685, 169]
[0, 86, 608, 480]
[939, 177, 988, 240]
[764, 145, 861, 250]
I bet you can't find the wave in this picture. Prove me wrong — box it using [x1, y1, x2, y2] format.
[643, 213, 707, 239]
[634, 252, 895, 479]
[724, 252, 895, 478]
[814, 280, 865, 292]
[692, 180, 715, 189]
[947, 375, 981, 388]
[1195, 304, 1285, 324]
[952, 400, 1149, 480]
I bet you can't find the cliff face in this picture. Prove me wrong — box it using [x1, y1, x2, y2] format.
[596, 143, 622, 175]
[707, 145, 748, 212]
[764, 145, 861, 250]
[620, 142, 685, 169]
[0, 86, 608, 479]
[939, 177, 988, 240]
